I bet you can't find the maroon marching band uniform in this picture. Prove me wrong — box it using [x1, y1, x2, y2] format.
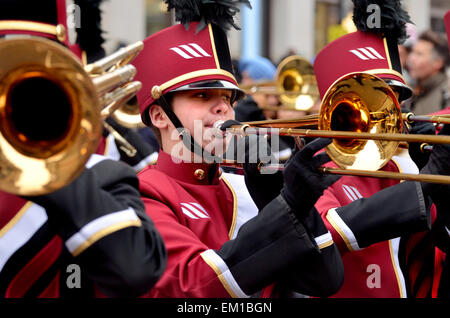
[316, 158, 436, 297]
[139, 151, 265, 297]
[0, 0, 166, 297]
[406, 10, 450, 297]
[311, 13, 450, 296]
[132, 18, 344, 298]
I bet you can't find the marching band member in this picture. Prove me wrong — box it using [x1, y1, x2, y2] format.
[415, 9, 450, 298]
[311, 0, 450, 298]
[241, 0, 449, 298]
[132, 0, 344, 298]
[0, 0, 167, 297]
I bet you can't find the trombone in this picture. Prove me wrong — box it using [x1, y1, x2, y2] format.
[223, 72, 450, 184]
[239, 55, 320, 112]
[0, 37, 144, 196]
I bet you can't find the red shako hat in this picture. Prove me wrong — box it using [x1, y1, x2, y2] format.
[132, 0, 249, 126]
[314, 30, 411, 101]
[132, 21, 244, 125]
[0, 0, 106, 62]
[314, 0, 413, 102]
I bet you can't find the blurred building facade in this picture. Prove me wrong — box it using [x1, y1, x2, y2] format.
[98, 0, 449, 65]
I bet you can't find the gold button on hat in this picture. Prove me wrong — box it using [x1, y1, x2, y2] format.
[194, 169, 205, 181]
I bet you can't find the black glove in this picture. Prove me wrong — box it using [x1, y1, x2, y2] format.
[24, 156, 146, 238]
[406, 119, 436, 170]
[281, 138, 341, 215]
[239, 134, 285, 210]
[421, 124, 450, 188]
[420, 124, 450, 224]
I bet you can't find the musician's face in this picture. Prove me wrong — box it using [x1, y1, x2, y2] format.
[150, 89, 235, 161]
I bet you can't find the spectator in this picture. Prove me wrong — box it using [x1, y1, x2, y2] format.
[404, 30, 450, 114]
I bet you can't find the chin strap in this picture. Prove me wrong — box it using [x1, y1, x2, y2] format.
[157, 95, 222, 163]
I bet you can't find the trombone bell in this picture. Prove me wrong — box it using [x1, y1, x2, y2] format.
[275, 55, 320, 111]
[319, 72, 402, 171]
[0, 37, 102, 196]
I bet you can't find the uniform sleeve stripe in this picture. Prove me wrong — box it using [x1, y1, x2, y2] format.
[65, 208, 142, 256]
[326, 208, 361, 252]
[200, 250, 250, 298]
[0, 203, 48, 272]
[132, 152, 158, 172]
[315, 232, 334, 249]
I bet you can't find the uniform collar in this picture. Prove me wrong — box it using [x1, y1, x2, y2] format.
[156, 150, 221, 185]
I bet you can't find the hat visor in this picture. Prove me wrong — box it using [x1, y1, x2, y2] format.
[383, 79, 413, 102]
[170, 80, 245, 103]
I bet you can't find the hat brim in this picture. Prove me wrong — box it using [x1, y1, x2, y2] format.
[170, 80, 245, 103]
[383, 79, 413, 102]
[141, 80, 246, 127]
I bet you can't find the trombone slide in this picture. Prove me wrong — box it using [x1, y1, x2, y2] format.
[256, 164, 450, 185]
[226, 125, 450, 145]
[320, 167, 450, 184]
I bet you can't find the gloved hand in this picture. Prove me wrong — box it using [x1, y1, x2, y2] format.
[281, 138, 341, 216]
[407, 119, 435, 170]
[24, 155, 145, 238]
[239, 134, 284, 210]
[420, 124, 450, 221]
[421, 124, 450, 179]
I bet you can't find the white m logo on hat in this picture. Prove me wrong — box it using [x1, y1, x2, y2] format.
[170, 43, 212, 59]
[349, 47, 385, 60]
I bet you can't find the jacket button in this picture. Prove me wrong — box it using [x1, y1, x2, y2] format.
[194, 169, 205, 181]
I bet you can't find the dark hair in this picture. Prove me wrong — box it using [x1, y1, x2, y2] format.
[418, 30, 449, 71]
[231, 59, 242, 84]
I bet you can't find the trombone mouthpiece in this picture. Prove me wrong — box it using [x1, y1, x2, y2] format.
[218, 120, 242, 130]
[213, 120, 225, 130]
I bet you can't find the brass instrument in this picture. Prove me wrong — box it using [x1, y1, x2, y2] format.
[240, 55, 320, 111]
[0, 37, 143, 196]
[242, 112, 450, 129]
[109, 96, 145, 129]
[88, 41, 145, 129]
[223, 72, 450, 184]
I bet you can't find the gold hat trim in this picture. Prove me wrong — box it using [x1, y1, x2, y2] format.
[0, 20, 66, 42]
[154, 69, 238, 97]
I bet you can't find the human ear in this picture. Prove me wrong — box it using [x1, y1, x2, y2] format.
[149, 104, 169, 129]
